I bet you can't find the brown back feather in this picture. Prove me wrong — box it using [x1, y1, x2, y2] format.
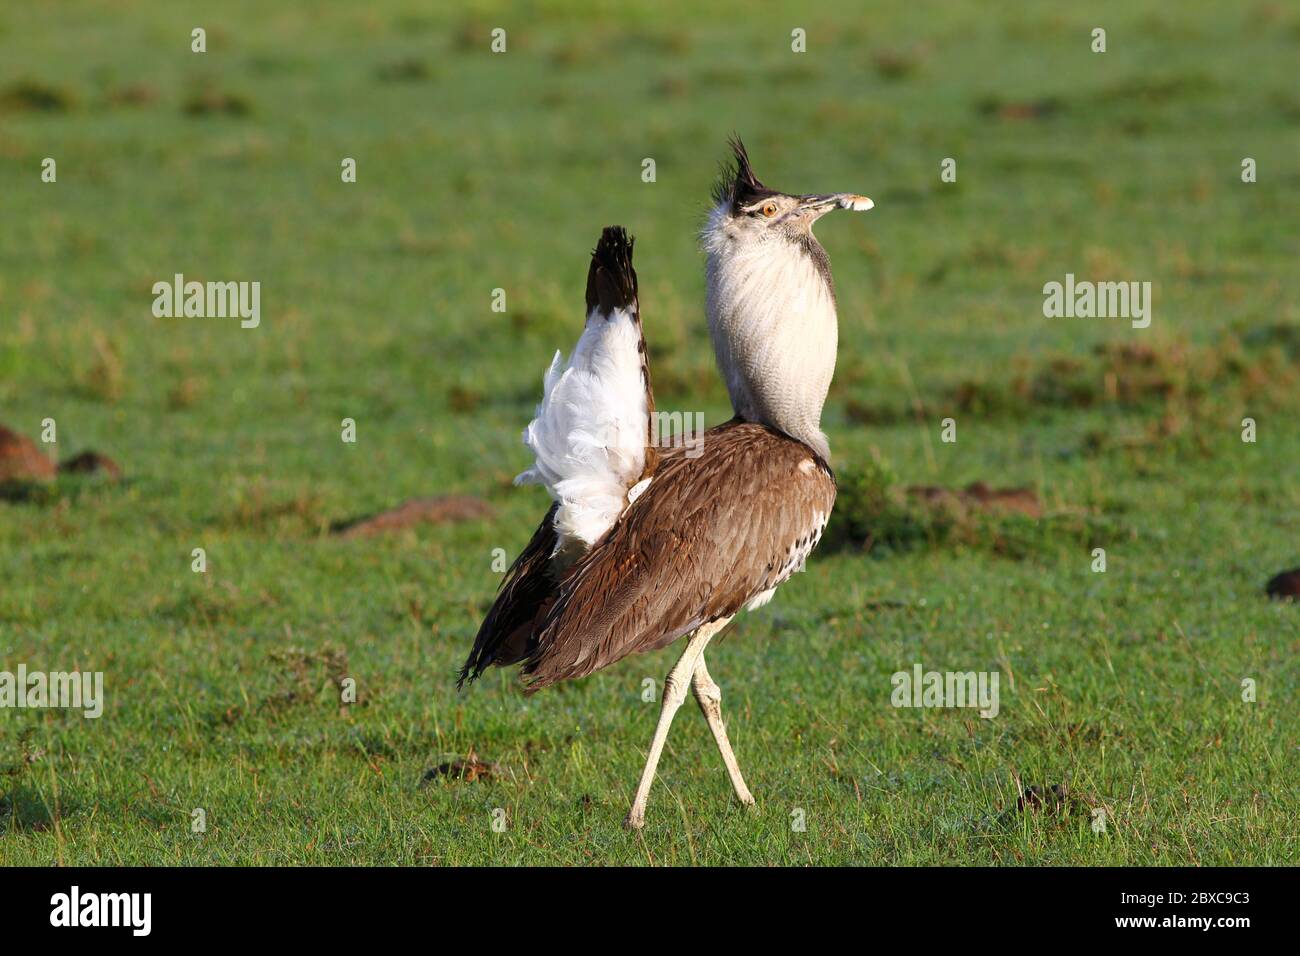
[521, 421, 836, 689]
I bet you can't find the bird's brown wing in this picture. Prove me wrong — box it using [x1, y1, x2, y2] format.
[521, 420, 836, 689]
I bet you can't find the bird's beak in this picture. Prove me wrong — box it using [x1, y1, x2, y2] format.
[798, 193, 874, 217]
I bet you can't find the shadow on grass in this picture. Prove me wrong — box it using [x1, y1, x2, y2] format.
[0, 475, 130, 506]
[0, 783, 79, 836]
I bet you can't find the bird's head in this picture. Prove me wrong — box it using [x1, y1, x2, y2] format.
[704, 136, 872, 254]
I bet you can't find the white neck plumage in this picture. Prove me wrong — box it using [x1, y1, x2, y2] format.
[702, 204, 838, 461]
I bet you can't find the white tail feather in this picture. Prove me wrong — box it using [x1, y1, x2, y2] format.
[516, 306, 648, 553]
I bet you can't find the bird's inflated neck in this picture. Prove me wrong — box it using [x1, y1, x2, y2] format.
[702, 204, 838, 461]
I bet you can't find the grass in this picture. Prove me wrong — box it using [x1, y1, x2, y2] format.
[0, 0, 1297, 865]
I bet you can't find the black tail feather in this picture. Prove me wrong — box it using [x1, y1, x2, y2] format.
[458, 504, 561, 688]
[585, 226, 637, 316]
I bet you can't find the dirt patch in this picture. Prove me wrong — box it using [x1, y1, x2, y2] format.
[421, 754, 499, 784]
[374, 58, 437, 83]
[447, 384, 483, 413]
[104, 83, 158, 107]
[975, 95, 1065, 122]
[333, 495, 494, 537]
[58, 451, 122, 481]
[0, 80, 75, 113]
[0, 426, 56, 484]
[182, 87, 252, 116]
[906, 482, 1042, 518]
[1265, 569, 1300, 601]
[872, 45, 930, 81]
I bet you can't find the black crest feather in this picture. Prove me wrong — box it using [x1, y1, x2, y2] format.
[585, 226, 637, 316]
[711, 135, 773, 209]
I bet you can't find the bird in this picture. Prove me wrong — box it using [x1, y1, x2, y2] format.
[459, 138, 872, 828]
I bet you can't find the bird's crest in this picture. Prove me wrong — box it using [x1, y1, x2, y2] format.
[711, 135, 773, 209]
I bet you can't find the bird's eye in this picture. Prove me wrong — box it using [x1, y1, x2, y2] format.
[761, 202, 778, 217]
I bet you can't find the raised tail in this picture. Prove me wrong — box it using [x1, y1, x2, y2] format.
[588, 226, 657, 475]
[461, 227, 658, 687]
[514, 226, 657, 555]
[585, 226, 638, 319]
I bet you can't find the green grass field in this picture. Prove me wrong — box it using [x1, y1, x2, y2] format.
[1, 0, 1297, 865]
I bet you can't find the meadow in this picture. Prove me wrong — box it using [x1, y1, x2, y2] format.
[0, 0, 1296, 865]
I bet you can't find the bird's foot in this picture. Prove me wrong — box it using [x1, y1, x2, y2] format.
[623, 808, 645, 831]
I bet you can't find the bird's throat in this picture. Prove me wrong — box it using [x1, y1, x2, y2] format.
[704, 233, 838, 461]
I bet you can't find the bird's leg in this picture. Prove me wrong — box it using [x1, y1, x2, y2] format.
[691, 653, 755, 807]
[625, 617, 731, 830]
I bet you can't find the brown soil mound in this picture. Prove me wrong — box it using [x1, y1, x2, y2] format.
[58, 450, 123, 481]
[906, 481, 1042, 518]
[0, 425, 56, 483]
[1265, 569, 1300, 601]
[334, 495, 495, 538]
